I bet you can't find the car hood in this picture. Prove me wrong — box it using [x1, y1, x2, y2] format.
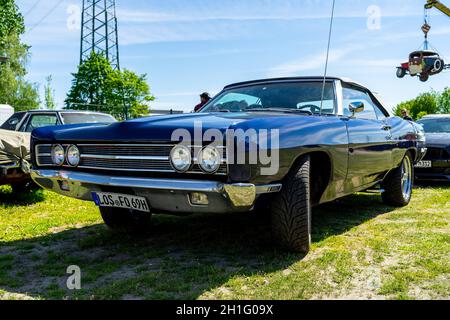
[425, 133, 450, 148]
[32, 112, 321, 143]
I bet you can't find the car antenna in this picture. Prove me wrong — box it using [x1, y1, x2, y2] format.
[320, 0, 336, 115]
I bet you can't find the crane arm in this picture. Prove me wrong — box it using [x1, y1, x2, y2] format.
[425, 0, 450, 17]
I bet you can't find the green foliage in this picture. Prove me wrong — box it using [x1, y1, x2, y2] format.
[394, 92, 440, 120]
[44, 75, 57, 110]
[437, 88, 450, 114]
[0, 0, 25, 42]
[65, 52, 155, 120]
[0, 1, 40, 111]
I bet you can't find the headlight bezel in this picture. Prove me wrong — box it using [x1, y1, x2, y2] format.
[51, 144, 65, 166]
[198, 146, 222, 174]
[66, 145, 80, 167]
[170, 145, 192, 173]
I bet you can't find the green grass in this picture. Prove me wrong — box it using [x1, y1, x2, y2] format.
[0, 183, 449, 300]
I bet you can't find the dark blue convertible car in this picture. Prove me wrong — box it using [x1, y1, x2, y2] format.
[30, 77, 427, 253]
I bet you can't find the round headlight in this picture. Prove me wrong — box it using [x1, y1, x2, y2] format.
[198, 146, 221, 174]
[170, 145, 192, 172]
[51, 145, 65, 166]
[66, 145, 80, 167]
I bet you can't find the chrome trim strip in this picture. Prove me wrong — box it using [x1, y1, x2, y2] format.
[32, 169, 224, 192]
[76, 165, 228, 176]
[81, 154, 169, 161]
[77, 165, 176, 173]
[76, 144, 226, 148]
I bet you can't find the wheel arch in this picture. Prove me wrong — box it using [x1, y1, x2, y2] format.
[287, 150, 333, 206]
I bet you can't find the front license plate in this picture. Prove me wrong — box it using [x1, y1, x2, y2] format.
[415, 161, 432, 168]
[92, 192, 150, 213]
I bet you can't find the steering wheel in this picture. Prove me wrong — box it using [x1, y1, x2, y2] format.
[298, 104, 321, 114]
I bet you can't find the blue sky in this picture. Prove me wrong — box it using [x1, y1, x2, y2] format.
[16, 0, 450, 113]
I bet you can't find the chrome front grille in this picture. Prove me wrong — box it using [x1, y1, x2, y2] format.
[35, 144, 228, 175]
[79, 145, 173, 157]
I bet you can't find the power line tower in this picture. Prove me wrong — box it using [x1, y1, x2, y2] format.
[80, 0, 120, 69]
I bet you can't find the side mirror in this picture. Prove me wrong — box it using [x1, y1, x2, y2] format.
[349, 102, 365, 116]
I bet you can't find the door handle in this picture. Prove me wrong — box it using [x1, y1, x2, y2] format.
[381, 125, 392, 131]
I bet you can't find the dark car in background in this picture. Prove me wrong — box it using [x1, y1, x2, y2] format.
[416, 115, 450, 181]
[30, 77, 427, 253]
[1, 110, 117, 191]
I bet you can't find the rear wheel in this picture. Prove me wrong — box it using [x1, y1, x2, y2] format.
[433, 59, 444, 73]
[270, 155, 311, 254]
[382, 152, 414, 207]
[100, 207, 152, 234]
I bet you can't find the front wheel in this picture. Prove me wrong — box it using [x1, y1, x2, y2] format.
[419, 73, 429, 82]
[382, 152, 414, 207]
[396, 68, 406, 78]
[100, 207, 152, 234]
[10, 180, 39, 193]
[270, 155, 312, 254]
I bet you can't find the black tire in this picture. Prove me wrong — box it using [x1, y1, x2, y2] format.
[419, 73, 429, 82]
[382, 152, 414, 207]
[100, 207, 152, 234]
[396, 68, 406, 78]
[10, 180, 39, 193]
[270, 155, 311, 253]
[433, 59, 444, 73]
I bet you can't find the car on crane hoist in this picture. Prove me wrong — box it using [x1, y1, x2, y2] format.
[396, 50, 446, 82]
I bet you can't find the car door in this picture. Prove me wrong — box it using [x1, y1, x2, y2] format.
[343, 85, 393, 191]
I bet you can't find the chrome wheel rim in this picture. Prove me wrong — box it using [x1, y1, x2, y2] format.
[401, 156, 412, 201]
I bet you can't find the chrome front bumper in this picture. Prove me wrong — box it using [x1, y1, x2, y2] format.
[31, 169, 282, 214]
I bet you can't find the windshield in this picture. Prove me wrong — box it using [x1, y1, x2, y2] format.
[418, 118, 450, 133]
[61, 113, 117, 125]
[200, 82, 336, 114]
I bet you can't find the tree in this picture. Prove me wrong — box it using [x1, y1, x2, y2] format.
[0, 0, 25, 41]
[0, 0, 40, 111]
[66, 51, 155, 119]
[108, 69, 155, 119]
[65, 52, 113, 112]
[394, 92, 439, 120]
[437, 88, 450, 114]
[44, 75, 57, 110]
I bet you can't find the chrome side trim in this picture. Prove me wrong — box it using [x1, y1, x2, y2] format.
[77, 165, 175, 173]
